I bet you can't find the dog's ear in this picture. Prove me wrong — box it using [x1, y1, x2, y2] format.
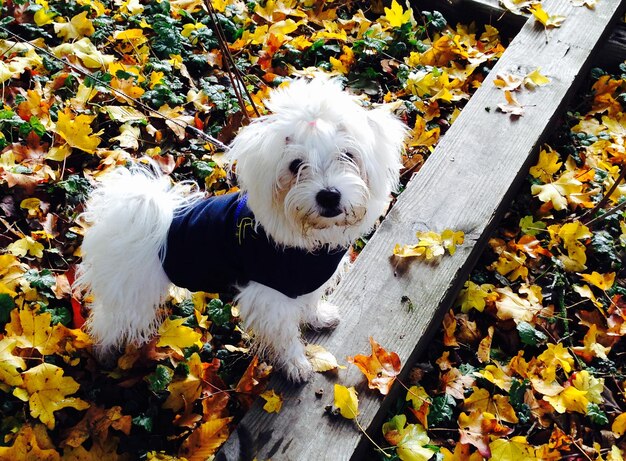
[366, 106, 407, 193]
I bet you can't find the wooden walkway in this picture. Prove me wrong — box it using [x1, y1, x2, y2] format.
[217, 1, 626, 459]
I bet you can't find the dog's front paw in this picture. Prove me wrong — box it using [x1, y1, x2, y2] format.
[306, 301, 341, 330]
[282, 354, 314, 383]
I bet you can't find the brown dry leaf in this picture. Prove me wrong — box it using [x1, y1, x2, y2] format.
[61, 405, 131, 448]
[235, 356, 272, 410]
[477, 326, 494, 363]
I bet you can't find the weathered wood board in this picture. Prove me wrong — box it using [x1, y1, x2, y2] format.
[217, 1, 625, 459]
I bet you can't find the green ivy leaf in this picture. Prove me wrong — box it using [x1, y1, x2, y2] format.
[147, 365, 174, 392]
[427, 394, 455, 426]
[0, 293, 15, 326]
[208, 299, 232, 328]
[587, 403, 608, 425]
[517, 321, 547, 346]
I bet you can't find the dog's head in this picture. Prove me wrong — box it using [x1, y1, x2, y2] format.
[228, 77, 407, 250]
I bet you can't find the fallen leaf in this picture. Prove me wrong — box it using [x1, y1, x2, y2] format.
[306, 344, 343, 372]
[334, 384, 359, 420]
[260, 389, 283, 413]
[14, 363, 89, 429]
[348, 337, 401, 395]
[497, 90, 524, 117]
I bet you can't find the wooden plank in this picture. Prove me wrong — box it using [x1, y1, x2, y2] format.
[217, 1, 625, 460]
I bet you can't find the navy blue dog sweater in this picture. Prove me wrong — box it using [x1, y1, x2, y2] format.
[161, 193, 347, 298]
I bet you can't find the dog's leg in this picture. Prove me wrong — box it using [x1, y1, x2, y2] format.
[302, 288, 341, 330]
[236, 282, 313, 383]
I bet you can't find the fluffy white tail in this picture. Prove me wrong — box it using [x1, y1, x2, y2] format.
[75, 166, 199, 357]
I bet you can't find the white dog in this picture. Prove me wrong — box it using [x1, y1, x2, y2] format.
[76, 78, 406, 382]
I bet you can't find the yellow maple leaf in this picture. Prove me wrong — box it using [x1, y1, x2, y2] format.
[409, 115, 440, 148]
[34, 0, 57, 26]
[52, 37, 116, 69]
[396, 423, 435, 461]
[394, 229, 464, 260]
[551, 221, 591, 271]
[260, 389, 283, 413]
[384, 0, 412, 28]
[305, 344, 343, 372]
[530, 4, 566, 28]
[489, 436, 536, 460]
[544, 385, 588, 414]
[55, 110, 101, 154]
[162, 353, 204, 411]
[579, 271, 615, 291]
[13, 363, 89, 429]
[538, 343, 574, 380]
[178, 417, 233, 460]
[405, 386, 430, 428]
[7, 236, 45, 258]
[54, 11, 95, 40]
[156, 317, 202, 356]
[572, 370, 603, 404]
[0, 338, 27, 388]
[479, 363, 512, 391]
[441, 229, 465, 255]
[524, 67, 551, 89]
[612, 412, 626, 436]
[458, 280, 495, 313]
[572, 284, 603, 309]
[0, 423, 60, 461]
[462, 387, 519, 424]
[530, 171, 583, 211]
[330, 45, 355, 75]
[405, 70, 440, 98]
[489, 249, 528, 281]
[529, 147, 562, 183]
[334, 384, 359, 419]
[4, 308, 65, 355]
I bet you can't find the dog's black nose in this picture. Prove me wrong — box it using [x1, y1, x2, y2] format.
[316, 188, 342, 217]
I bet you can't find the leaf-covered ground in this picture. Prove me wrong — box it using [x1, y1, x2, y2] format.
[0, 0, 509, 458]
[377, 67, 626, 460]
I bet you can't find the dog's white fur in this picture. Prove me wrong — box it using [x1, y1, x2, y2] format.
[76, 78, 406, 382]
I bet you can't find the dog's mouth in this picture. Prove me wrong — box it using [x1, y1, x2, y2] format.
[307, 205, 366, 229]
[319, 207, 342, 218]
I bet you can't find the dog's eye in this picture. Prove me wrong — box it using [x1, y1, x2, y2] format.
[344, 152, 356, 162]
[289, 159, 304, 174]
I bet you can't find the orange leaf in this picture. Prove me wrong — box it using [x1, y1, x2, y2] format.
[510, 235, 552, 259]
[235, 356, 272, 410]
[347, 337, 401, 395]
